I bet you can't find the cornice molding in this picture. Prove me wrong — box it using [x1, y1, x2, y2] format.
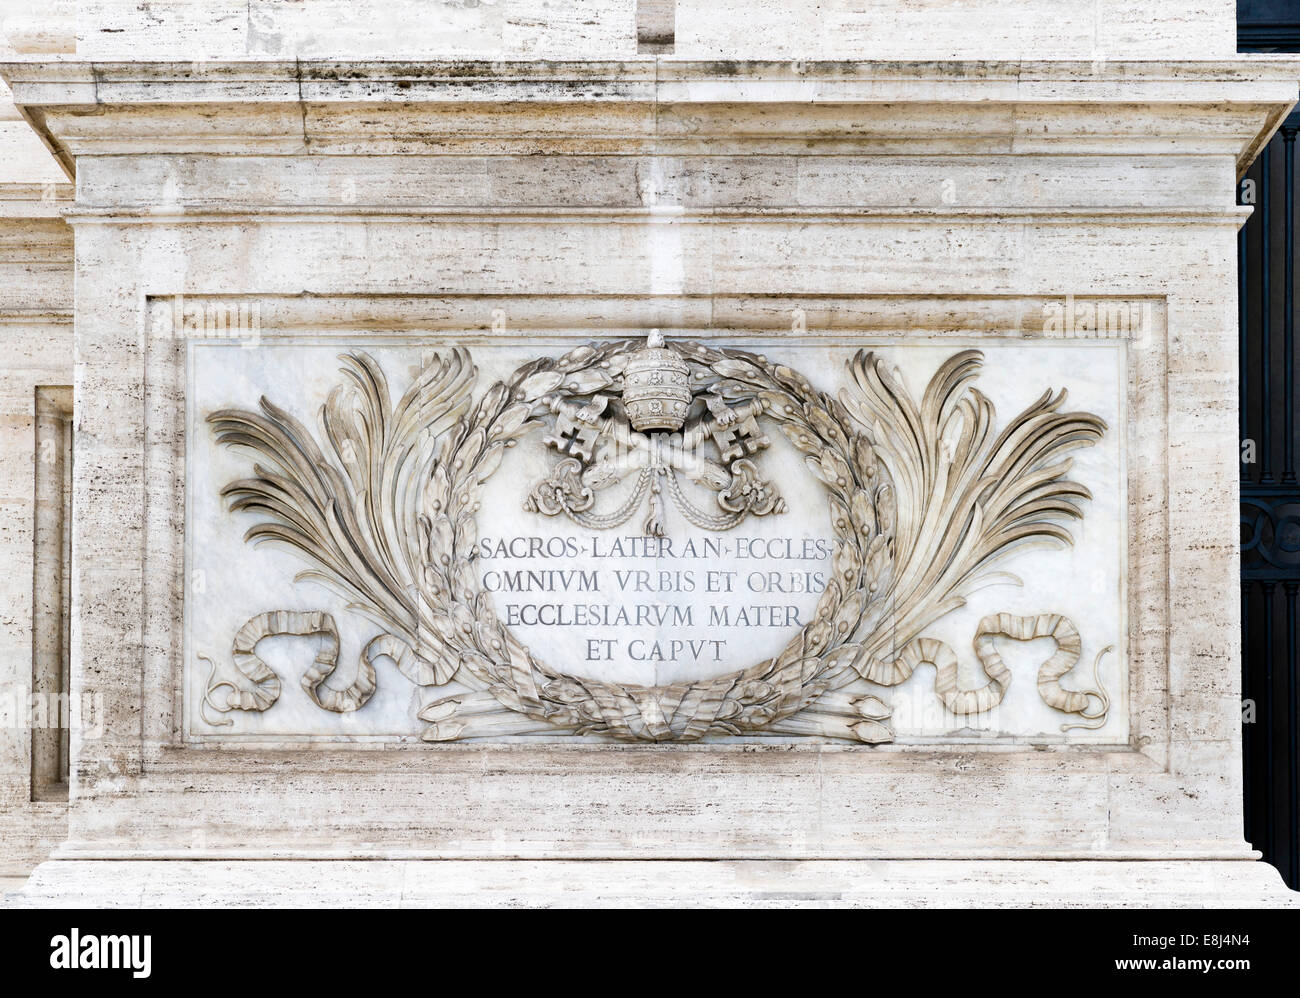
[4, 57, 1300, 96]
[0, 182, 74, 218]
[60, 204, 1254, 228]
[1, 58, 1297, 179]
[138, 291, 1161, 338]
[0, 308, 72, 325]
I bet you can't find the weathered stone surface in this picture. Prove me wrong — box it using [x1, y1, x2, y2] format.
[0, 212, 72, 878]
[7, 858, 1297, 908]
[0, 5, 1296, 905]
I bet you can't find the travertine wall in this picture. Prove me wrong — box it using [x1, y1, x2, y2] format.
[675, 0, 1238, 59]
[73, 0, 640, 58]
[0, 27, 72, 885]
[0, 188, 72, 882]
[0, 55, 1285, 852]
[0, 4, 1297, 905]
[5, 0, 1238, 59]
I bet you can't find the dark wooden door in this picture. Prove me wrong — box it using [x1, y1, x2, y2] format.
[1238, 0, 1300, 890]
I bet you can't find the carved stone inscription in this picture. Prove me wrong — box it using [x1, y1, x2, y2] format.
[185, 335, 1126, 744]
[475, 531, 832, 686]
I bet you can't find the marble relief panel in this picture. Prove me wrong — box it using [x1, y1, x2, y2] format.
[183, 332, 1127, 745]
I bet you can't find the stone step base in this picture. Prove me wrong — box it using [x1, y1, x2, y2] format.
[3, 859, 1297, 908]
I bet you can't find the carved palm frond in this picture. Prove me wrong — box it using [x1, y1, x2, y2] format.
[840, 349, 1106, 663]
[208, 349, 476, 642]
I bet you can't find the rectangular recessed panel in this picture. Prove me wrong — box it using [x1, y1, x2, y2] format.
[183, 327, 1128, 747]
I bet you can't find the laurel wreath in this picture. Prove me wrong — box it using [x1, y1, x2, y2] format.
[418, 339, 896, 742]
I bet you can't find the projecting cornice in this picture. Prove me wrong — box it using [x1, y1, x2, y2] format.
[2, 57, 1298, 179]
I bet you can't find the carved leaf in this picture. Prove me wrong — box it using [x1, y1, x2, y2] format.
[850, 720, 893, 744]
[519, 370, 565, 401]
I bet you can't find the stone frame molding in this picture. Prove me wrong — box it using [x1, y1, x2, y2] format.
[95, 289, 1192, 862]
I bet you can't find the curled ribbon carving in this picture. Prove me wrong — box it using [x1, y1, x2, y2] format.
[201, 610, 377, 725]
[865, 612, 1109, 725]
[200, 611, 456, 727]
